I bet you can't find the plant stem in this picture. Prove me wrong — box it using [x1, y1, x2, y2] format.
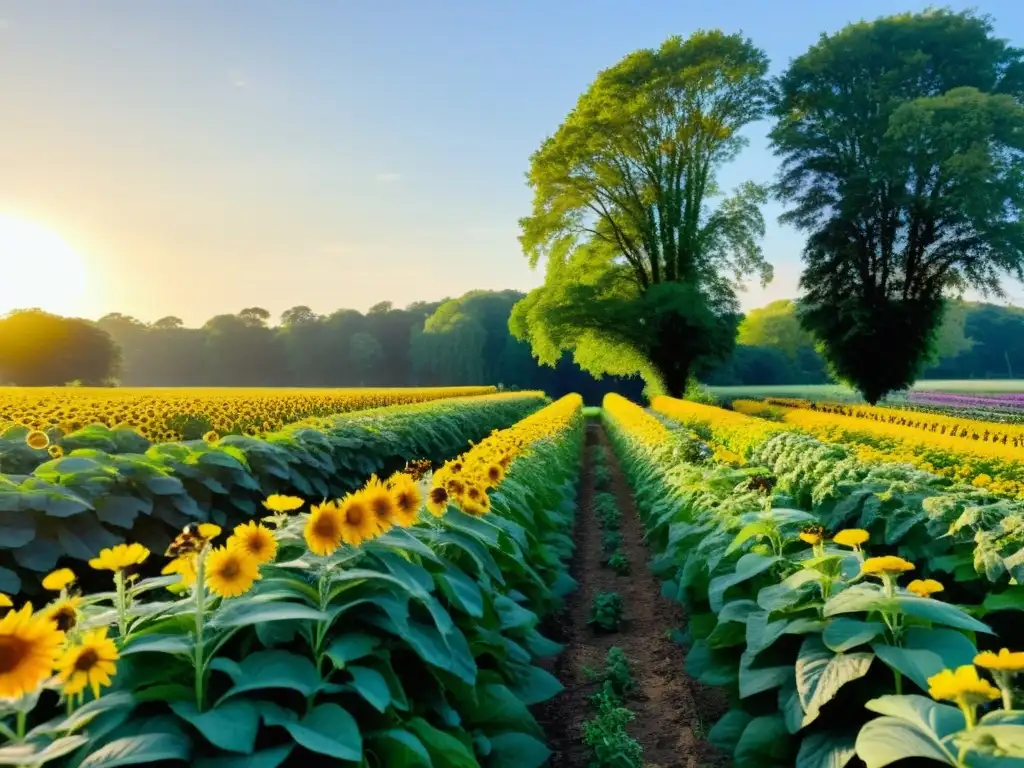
[15, 710, 25, 739]
[114, 570, 127, 638]
[894, 670, 903, 695]
[194, 549, 208, 711]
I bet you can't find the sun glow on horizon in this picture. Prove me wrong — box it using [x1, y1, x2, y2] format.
[0, 214, 89, 318]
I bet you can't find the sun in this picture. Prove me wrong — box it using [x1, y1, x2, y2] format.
[0, 214, 88, 317]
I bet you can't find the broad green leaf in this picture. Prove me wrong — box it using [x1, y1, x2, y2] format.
[217, 651, 321, 702]
[78, 732, 190, 767]
[407, 717, 479, 768]
[871, 634, 973, 694]
[365, 729, 431, 767]
[169, 700, 258, 754]
[854, 716, 954, 767]
[796, 636, 874, 727]
[506, 665, 562, 706]
[486, 732, 550, 768]
[347, 666, 391, 712]
[121, 635, 193, 657]
[209, 601, 327, 630]
[707, 708, 752, 754]
[822, 618, 886, 653]
[0, 735, 87, 765]
[276, 703, 361, 762]
[864, 694, 965, 739]
[796, 730, 856, 768]
[325, 633, 380, 669]
[735, 714, 793, 764]
[708, 554, 780, 613]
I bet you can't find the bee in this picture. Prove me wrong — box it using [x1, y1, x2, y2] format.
[165, 523, 204, 558]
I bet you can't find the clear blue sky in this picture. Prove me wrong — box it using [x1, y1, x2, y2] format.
[1, 0, 1022, 326]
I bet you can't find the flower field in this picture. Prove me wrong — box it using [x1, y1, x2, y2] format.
[607, 393, 1024, 766]
[0, 391, 585, 766]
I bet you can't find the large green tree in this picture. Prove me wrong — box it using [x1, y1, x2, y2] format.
[771, 9, 1024, 402]
[512, 31, 774, 396]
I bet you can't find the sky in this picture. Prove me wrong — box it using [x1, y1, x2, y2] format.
[1, 0, 1023, 327]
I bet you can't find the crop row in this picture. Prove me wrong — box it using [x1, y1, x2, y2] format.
[605, 394, 1024, 767]
[0, 385, 499, 445]
[0, 392, 546, 596]
[0, 394, 585, 767]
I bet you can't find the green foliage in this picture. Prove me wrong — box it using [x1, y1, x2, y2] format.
[513, 31, 774, 396]
[0, 394, 546, 596]
[0, 309, 121, 386]
[737, 300, 816, 360]
[588, 592, 624, 632]
[601, 531, 623, 555]
[592, 462, 612, 489]
[581, 688, 644, 768]
[0, 401, 586, 767]
[605, 551, 630, 576]
[593, 492, 621, 530]
[770, 9, 1024, 403]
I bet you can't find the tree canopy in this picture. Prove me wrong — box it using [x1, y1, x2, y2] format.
[770, 9, 1024, 402]
[0, 309, 121, 386]
[512, 31, 774, 396]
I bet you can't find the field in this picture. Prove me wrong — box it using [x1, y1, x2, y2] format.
[2, 386, 1023, 768]
[711, 379, 1024, 402]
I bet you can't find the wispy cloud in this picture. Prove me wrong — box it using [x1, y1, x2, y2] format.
[228, 69, 248, 88]
[375, 172, 403, 184]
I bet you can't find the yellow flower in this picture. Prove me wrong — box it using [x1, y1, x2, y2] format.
[928, 665, 1000, 706]
[162, 555, 197, 588]
[88, 543, 150, 572]
[833, 529, 870, 550]
[861, 556, 915, 577]
[907, 579, 944, 598]
[204, 546, 260, 598]
[48, 444, 64, 459]
[975, 648, 1024, 673]
[972, 474, 993, 488]
[426, 485, 449, 517]
[263, 495, 304, 513]
[26, 430, 49, 450]
[202, 431, 220, 444]
[0, 603, 65, 700]
[799, 532, 822, 546]
[56, 628, 119, 699]
[338, 493, 379, 547]
[198, 523, 222, 540]
[388, 473, 423, 527]
[0, 594, 11, 609]
[42, 568, 76, 592]
[228, 521, 278, 564]
[483, 463, 505, 488]
[45, 596, 82, 632]
[305, 500, 346, 556]
[362, 476, 395, 533]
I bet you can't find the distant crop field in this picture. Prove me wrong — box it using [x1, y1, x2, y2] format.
[710, 379, 1024, 402]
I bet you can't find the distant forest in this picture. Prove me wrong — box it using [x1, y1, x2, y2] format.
[95, 291, 646, 404]
[705, 300, 1024, 386]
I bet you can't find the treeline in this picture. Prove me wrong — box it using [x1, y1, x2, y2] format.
[705, 299, 1024, 385]
[90, 290, 644, 403]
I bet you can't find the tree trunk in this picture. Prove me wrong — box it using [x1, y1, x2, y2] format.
[652, 354, 691, 399]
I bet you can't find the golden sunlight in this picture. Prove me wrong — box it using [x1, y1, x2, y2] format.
[0, 214, 88, 317]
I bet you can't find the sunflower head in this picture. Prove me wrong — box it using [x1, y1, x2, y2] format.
[263, 494, 305, 513]
[202, 431, 220, 444]
[833, 528, 870, 549]
[484, 464, 505, 487]
[339, 492, 380, 547]
[0, 602, 66, 700]
[907, 579, 944, 598]
[928, 665, 1000, 706]
[47, 444, 64, 459]
[388, 473, 423, 527]
[42, 568, 76, 592]
[799, 529, 823, 546]
[162, 555, 198, 590]
[363, 477, 395, 532]
[426, 486, 449, 518]
[305, 500, 346, 556]
[0, 594, 11, 609]
[89, 543, 151, 572]
[26, 430, 49, 450]
[861, 556, 915, 578]
[45, 596, 82, 632]
[975, 648, 1024, 673]
[205, 546, 261, 598]
[228, 521, 278, 565]
[56, 627, 119, 699]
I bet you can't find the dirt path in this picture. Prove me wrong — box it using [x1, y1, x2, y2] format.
[539, 420, 726, 768]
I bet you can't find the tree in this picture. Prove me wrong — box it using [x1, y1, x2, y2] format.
[512, 31, 774, 396]
[736, 300, 815, 359]
[770, 9, 1024, 402]
[349, 332, 383, 385]
[0, 309, 122, 385]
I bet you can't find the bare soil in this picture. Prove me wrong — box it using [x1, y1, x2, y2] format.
[538, 421, 728, 768]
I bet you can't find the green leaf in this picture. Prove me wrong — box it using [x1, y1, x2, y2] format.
[735, 714, 793, 764]
[507, 665, 562, 706]
[209, 601, 328, 630]
[796, 636, 874, 727]
[864, 694, 965, 739]
[407, 717, 480, 768]
[796, 730, 856, 768]
[169, 700, 258, 754]
[217, 651, 321, 701]
[709, 554, 780, 613]
[822, 618, 886, 653]
[325, 633, 380, 669]
[486, 732, 550, 768]
[193, 746, 292, 768]
[365, 729, 431, 767]
[708, 709, 752, 754]
[273, 703, 361, 762]
[347, 666, 391, 712]
[121, 635, 193, 657]
[854, 716, 953, 767]
[78, 732, 191, 767]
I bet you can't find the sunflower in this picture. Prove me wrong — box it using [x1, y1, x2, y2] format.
[26, 430, 49, 450]
[161, 555, 197, 588]
[363, 477, 396, 533]
[205, 546, 261, 598]
[48, 444, 64, 459]
[928, 665, 1000, 706]
[975, 648, 1024, 673]
[263, 494, 305, 513]
[0, 594, 11, 609]
[861, 556, 915, 577]
[907, 579, 944, 598]
[339, 493, 380, 546]
[42, 568, 76, 592]
[45, 596, 82, 632]
[833, 529, 870, 550]
[228, 521, 278, 564]
[89, 543, 150, 572]
[484, 463, 505, 488]
[56, 628, 119, 699]
[799, 531, 822, 546]
[198, 523, 222, 540]
[305, 501, 346, 555]
[426, 486, 449, 517]
[0, 603, 65, 700]
[388, 473, 423, 527]
[202, 431, 220, 444]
